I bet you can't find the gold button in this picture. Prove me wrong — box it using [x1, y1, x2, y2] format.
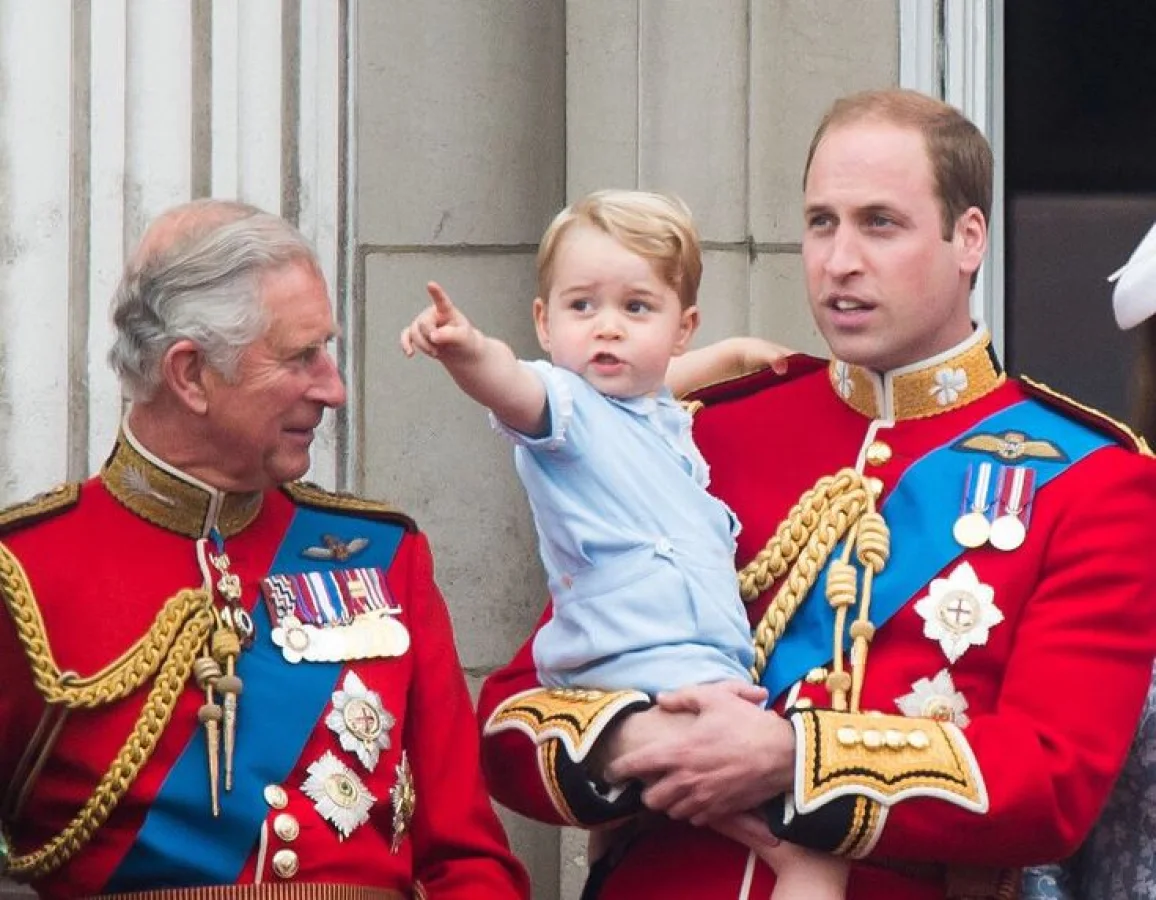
[865, 476, 885, 498]
[271, 848, 299, 879]
[907, 729, 930, 750]
[865, 441, 892, 466]
[884, 729, 906, 750]
[263, 784, 288, 810]
[836, 726, 859, 746]
[862, 729, 883, 750]
[273, 813, 300, 842]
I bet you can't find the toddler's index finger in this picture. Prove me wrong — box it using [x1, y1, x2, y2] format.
[426, 281, 457, 322]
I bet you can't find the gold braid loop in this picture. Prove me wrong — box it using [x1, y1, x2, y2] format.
[0, 542, 206, 708]
[737, 469, 866, 602]
[0, 540, 217, 881]
[744, 469, 874, 682]
[855, 512, 890, 572]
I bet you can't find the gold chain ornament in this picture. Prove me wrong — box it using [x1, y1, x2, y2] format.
[739, 468, 890, 712]
[0, 541, 216, 881]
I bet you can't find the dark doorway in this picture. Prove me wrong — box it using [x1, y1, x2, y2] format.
[1004, 0, 1156, 424]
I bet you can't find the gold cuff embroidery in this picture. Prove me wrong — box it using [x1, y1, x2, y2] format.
[484, 687, 649, 763]
[792, 708, 988, 815]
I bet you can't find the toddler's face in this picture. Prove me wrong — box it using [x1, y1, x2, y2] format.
[533, 226, 698, 398]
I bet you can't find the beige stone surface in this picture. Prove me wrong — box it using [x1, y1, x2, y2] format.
[751, 251, 828, 359]
[636, 1, 751, 243]
[362, 251, 548, 670]
[565, 0, 641, 196]
[750, 0, 900, 243]
[356, 1, 565, 246]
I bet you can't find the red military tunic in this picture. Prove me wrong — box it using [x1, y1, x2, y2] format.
[477, 330, 1156, 899]
[0, 430, 528, 899]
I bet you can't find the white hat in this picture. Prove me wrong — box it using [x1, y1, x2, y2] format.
[1110, 222, 1156, 330]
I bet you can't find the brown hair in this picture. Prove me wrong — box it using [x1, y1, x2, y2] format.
[536, 190, 703, 309]
[803, 89, 993, 241]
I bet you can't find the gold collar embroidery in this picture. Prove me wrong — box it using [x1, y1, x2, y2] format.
[829, 329, 1005, 422]
[101, 427, 263, 539]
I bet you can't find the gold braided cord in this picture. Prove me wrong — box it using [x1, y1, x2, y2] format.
[743, 469, 873, 683]
[737, 469, 868, 603]
[0, 542, 209, 708]
[5, 601, 214, 880]
[0, 540, 217, 881]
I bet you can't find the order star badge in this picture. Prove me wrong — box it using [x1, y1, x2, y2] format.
[301, 751, 377, 840]
[390, 751, 416, 854]
[914, 561, 1004, 664]
[326, 670, 395, 772]
[895, 668, 971, 727]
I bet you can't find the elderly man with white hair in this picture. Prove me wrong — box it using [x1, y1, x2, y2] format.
[0, 199, 529, 900]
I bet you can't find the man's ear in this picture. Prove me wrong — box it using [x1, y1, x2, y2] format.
[533, 298, 551, 353]
[671, 305, 701, 356]
[955, 207, 988, 277]
[160, 339, 211, 415]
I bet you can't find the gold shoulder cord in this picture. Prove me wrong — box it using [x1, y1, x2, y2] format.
[738, 468, 891, 712]
[0, 541, 216, 882]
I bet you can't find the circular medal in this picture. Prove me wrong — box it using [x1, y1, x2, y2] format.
[989, 514, 1026, 551]
[952, 511, 990, 548]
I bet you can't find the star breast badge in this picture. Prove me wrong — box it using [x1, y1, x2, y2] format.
[390, 752, 416, 854]
[914, 561, 1004, 664]
[326, 671, 395, 772]
[301, 751, 377, 840]
[895, 668, 971, 727]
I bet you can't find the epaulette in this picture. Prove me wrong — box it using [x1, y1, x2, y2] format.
[0, 483, 81, 535]
[281, 481, 418, 532]
[684, 353, 828, 414]
[1021, 376, 1151, 456]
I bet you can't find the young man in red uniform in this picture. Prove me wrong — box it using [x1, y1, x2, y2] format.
[477, 89, 1156, 899]
[0, 200, 529, 900]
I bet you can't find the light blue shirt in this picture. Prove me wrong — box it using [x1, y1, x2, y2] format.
[494, 360, 754, 696]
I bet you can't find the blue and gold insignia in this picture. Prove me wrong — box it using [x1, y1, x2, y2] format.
[952, 430, 1069, 463]
[301, 534, 370, 562]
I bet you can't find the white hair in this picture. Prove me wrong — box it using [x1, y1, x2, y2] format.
[108, 200, 322, 401]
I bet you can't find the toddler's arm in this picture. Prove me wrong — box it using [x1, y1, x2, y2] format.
[401, 282, 548, 435]
[667, 336, 792, 397]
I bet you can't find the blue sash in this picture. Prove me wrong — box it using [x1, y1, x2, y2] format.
[759, 399, 1112, 700]
[106, 506, 405, 890]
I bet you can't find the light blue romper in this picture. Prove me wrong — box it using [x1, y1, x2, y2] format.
[494, 360, 755, 696]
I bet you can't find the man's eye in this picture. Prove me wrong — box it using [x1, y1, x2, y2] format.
[806, 214, 834, 230]
[866, 214, 894, 228]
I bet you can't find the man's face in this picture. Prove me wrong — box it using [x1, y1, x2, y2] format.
[201, 261, 346, 491]
[802, 121, 985, 372]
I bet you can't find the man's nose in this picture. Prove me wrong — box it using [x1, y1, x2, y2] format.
[310, 351, 347, 408]
[824, 226, 863, 278]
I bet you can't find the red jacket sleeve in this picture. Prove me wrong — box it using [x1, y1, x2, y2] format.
[399, 532, 531, 898]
